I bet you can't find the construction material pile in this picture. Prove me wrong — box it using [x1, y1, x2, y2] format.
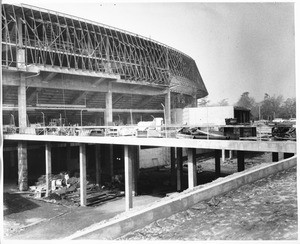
[176, 127, 228, 140]
[272, 125, 296, 141]
[29, 172, 124, 206]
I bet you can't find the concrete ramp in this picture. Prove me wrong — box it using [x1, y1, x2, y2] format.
[65, 155, 297, 240]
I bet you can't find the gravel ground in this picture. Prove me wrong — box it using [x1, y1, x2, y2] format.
[118, 166, 298, 240]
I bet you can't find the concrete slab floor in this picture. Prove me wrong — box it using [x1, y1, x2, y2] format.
[3, 185, 162, 240]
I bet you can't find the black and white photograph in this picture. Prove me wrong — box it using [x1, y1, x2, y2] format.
[0, 0, 298, 241]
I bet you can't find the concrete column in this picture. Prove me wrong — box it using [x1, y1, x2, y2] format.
[95, 144, 101, 186]
[229, 150, 233, 159]
[18, 141, 28, 191]
[164, 88, 171, 126]
[130, 146, 139, 196]
[105, 82, 113, 126]
[237, 151, 245, 172]
[176, 147, 183, 192]
[109, 145, 114, 181]
[222, 149, 226, 163]
[124, 145, 133, 211]
[79, 144, 87, 206]
[187, 148, 197, 189]
[283, 153, 294, 159]
[272, 152, 279, 162]
[17, 16, 25, 69]
[170, 147, 176, 186]
[215, 150, 221, 177]
[45, 142, 52, 197]
[18, 74, 27, 133]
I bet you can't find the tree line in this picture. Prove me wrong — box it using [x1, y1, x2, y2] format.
[198, 92, 296, 121]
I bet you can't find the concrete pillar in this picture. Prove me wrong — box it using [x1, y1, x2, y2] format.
[215, 150, 221, 177]
[17, 16, 25, 69]
[45, 142, 52, 197]
[124, 145, 133, 211]
[187, 148, 197, 189]
[79, 144, 87, 206]
[164, 88, 171, 126]
[105, 82, 113, 126]
[18, 74, 27, 133]
[170, 147, 176, 186]
[176, 147, 183, 192]
[237, 151, 245, 172]
[130, 146, 139, 196]
[95, 144, 101, 186]
[229, 150, 233, 159]
[272, 152, 279, 162]
[283, 153, 294, 159]
[222, 149, 226, 163]
[18, 141, 28, 191]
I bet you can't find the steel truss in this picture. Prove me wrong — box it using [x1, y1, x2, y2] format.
[1, 4, 207, 96]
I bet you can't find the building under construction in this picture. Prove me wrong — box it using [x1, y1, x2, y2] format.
[2, 3, 296, 215]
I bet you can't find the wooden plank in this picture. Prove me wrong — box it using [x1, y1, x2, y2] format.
[79, 143, 87, 206]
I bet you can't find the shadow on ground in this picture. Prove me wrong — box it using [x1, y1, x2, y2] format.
[4, 193, 40, 216]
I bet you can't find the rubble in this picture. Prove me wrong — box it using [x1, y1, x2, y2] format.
[29, 172, 124, 206]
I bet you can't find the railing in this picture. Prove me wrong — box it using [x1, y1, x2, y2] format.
[2, 123, 284, 141]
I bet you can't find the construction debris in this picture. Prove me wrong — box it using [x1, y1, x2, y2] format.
[29, 172, 124, 206]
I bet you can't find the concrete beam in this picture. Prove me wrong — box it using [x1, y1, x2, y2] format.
[18, 141, 28, 191]
[187, 148, 197, 189]
[4, 135, 297, 154]
[124, 145, 133, 211]
[3, 72, 164, 96]
[79, 143, 87, 206]
[45, 142, 52, 197]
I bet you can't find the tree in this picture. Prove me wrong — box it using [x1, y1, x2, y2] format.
[235, 92, 255, 109]
[198, 96, 210, 107]
[260, 94, 283, 120]
[218, 99, 229, 106]
[279, 98, 296, 118]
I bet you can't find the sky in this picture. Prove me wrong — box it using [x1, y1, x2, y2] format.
[3, 0, 297, 105]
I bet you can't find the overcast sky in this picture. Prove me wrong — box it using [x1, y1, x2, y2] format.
[4, 0, 296, 105]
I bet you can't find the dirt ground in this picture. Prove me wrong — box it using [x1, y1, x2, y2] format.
[118, 166, 298, 240]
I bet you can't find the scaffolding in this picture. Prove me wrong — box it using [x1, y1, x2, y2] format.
[1, 4, 207, 97]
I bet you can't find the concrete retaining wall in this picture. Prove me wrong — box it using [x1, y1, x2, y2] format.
[67, 155, 297, 240]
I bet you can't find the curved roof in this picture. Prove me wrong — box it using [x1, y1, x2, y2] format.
[1, 3, 208, 98]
